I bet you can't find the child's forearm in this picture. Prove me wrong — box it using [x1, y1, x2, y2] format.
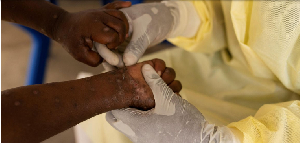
[2, 0, 133, 67]
[1, 68, 135, 143]
[2, 0, 67, 39]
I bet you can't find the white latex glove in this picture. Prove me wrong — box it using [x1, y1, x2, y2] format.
[102, 60, 118, 72]
[96, 1, 201, 67]
[106, 64, 239, 143]
[94, 43, 125, 68]
[119, 2, 174, 66]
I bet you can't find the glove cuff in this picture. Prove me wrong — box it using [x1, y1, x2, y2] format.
[217, 126, 241, 143]
[201, 122, 240, 143]
[163, 1, 201, 38]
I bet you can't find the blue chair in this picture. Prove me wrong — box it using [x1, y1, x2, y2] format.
[18, 0, 143, 86]
[14, 0, 57, 85]
[17, 25, 51, 85]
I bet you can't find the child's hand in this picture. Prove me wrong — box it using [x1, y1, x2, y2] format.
[53, 1, 131, 67]
[125, 59, 182, 110]
[102, 58, 182, 111]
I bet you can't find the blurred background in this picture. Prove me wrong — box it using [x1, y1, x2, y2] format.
[1, 0, 170, 143]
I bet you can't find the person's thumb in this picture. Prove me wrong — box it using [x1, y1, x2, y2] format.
[122, 19, 150, 66]
[103, 1, 132, 10]
[95, 42, 124, 67]
[142, 64, 176, 116]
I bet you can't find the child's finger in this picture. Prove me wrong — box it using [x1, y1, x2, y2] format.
[75, 46, 103, 67]
[103, 1, 132, 10]
[151, 58, 166, 76]
[161, 67, 176, 85]
[168, 80, 182, 93]
[92, 23, 119, 49]
[101, 12, 127, 46]
[104, 10, 129, 39]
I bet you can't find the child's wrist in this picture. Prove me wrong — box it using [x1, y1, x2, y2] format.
[49, 10, 69, 41]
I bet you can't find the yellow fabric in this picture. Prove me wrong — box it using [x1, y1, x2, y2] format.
[168, 1, 227, 54]
[228, 101, 300, 143]
[169, 1, 300, 93]
[78, 0, 300, 143]
[77, 113, 131, 143]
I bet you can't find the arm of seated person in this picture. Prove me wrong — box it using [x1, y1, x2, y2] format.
[1, 58, 181, 143]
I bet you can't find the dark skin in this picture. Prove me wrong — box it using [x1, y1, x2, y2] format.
[1, 59, 182, 143]
[2, 0, 131, 66]
[2, 1, 183, 143]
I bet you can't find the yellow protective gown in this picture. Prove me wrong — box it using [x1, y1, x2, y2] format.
[77, 0, 300, 143]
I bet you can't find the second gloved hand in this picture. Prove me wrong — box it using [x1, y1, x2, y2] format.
[106, 64, 239, 143]
[118, 1, 200, 66]
[119, 2, 174, 66]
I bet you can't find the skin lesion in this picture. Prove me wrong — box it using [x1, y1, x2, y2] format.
[0, 58, 181, 142]
[1, 90, 11, 97]
[121, 59, 181, 111]
[124, 63, 156, 110]
[100, 64, 155, 111]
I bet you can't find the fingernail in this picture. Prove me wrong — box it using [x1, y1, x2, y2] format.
[157, 71, 161, 76]
[123, 52, 137, 66]
[143, 64, 152, 70]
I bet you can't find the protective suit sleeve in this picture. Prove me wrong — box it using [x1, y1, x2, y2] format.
[228, 100, 300, 143]
[229, 1, 300, 94]
[167, 1, 227, 53]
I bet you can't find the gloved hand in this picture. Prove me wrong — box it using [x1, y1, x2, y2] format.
[106, 64, 239, 143]
[119, 2, 175, 66]
[97, 1, 201, 67]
